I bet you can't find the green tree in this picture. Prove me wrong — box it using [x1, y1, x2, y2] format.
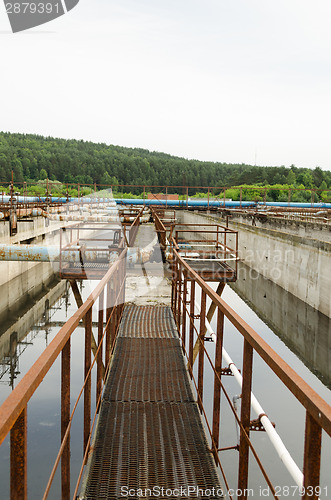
[39, 168, 48, 180]
[287, 169, 296, 185]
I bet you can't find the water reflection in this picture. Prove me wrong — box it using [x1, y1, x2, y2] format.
[231, 262, 331, 388]
[0, 278, 68, 390]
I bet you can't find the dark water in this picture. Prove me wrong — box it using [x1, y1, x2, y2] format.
[193, 266, 331, 499]
[0, 267, 330, 499]
[0, 278, 99, 500]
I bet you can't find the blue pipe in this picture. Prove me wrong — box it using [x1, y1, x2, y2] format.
[1, 195, 330, 209]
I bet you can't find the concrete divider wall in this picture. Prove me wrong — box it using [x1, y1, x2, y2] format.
[0, 218, 70, 320]
[232, 263, 331, 387]
[177, 210, 331, 318]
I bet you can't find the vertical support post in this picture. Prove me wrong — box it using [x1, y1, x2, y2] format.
[105, 281, 111, 368]
[237, 340, 253, 498]
[177, 264, 182, 332]
[198, 290, 206, 412]
[303, 412, 322, 500]
[115, 267, 120, 331]
[171, 242, 176, 312]
[61, 339, 71, 500]
[10, 408, 27, 500]
[189, 279, 195, 379]
[84, 307, 92, 455]
[223, 188, 226, 207]
[240, 186, 243, 208]
[182, 271, 187, 354]
[212, 307, 224, 461]
[235, 231, 238, 276]
[207, 187, 210, 210]
[121, 253, 126, 313]
[288, 188, 292, 206]
[97, 289, 104, 403]
[173, 260, 178, 321]
[166, 186, 168, 209]
[59, 228, 63, 275]
[110, 283, 116, 350]
[143, 185, 146, 202]
[264, 187, 267, 205]
[224, 228, 227, 261]
[186, 187, 189, 209]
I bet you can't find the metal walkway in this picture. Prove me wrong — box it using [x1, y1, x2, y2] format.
[79, 304, 223, 499]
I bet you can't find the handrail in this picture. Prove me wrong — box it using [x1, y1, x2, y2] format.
[172, 246, 331, 435]
[171, 242, 331, 499]
[129, 206, 145, 246]
[0, 249, 127, 498]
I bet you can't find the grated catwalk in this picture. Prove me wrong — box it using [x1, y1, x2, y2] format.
[80, 305, 223, 499]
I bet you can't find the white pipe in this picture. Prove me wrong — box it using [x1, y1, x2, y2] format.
[193, 296, 304, 487]
[183, 256, 239, 262]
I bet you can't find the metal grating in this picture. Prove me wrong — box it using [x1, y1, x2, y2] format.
[118, 305, 177, 338]
[103, 338, 194, 403]
[80, 305, 224, 499]
[80, 402, 223, 500]
[72, 262, 110, 269]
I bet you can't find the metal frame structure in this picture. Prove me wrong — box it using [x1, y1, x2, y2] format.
[0, 252, 127, 499]
[173, 223, 238, 282]
[170, 242, 331, 500]
[0, 206, 330, 499]
[59, 208, 144, 279]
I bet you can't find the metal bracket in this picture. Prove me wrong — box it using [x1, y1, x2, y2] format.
[219, 367, 234, 376]
[192, 314, 200, 319]
[204, 337, 213, 342]
[249, 418, 275, 432]
[216, 367, 241, 376]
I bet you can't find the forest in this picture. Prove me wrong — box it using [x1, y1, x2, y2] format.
[0, 131, 330, 202]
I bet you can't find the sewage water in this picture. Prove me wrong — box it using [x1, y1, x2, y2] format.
[0, 263, 330, 499]
[195, 263, 331, 499]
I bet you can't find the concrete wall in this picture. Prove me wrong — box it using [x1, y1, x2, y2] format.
[219, 211, 331, 243]
[177, 210, 331, 318]
[0, 278, 67, 365]
[0, 218, 67, 320]
[232, 263, 331, 387]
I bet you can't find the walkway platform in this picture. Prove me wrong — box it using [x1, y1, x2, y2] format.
[79, 304, 223, 499]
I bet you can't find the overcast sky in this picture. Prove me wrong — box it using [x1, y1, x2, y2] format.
[0, 0, 330, 170]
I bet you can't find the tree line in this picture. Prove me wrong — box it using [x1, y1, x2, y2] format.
[0, 132, 330, 201]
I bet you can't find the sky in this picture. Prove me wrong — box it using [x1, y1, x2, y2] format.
[0, 0, 330, 170]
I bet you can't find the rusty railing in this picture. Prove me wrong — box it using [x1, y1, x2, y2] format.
[170, 243, 331, 500]
[0, 250, 127, 499]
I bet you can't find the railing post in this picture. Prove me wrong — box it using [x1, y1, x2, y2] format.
[177, 264, 182, 332]
[97, 289, 104, 404]
[61, 339, 71, 500]
[238, 339, 253, 498]
[116, 267, 121, 331]
[105, 281, 112, 368]
[303, 412, 322, 500]
[110, 284, 116, 351]
[170, 242, 175, 311]
[198, 290, 206, 412]
[84, 307, 92, 455]
[212, 307, 224, 461]
[189, 279, 195, 379]
[182, 271, 187, 353]
[10, 407, 27, 500]
[173, 261, 178, 323]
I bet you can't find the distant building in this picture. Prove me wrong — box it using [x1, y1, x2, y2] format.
[147, 193, 179, 200]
